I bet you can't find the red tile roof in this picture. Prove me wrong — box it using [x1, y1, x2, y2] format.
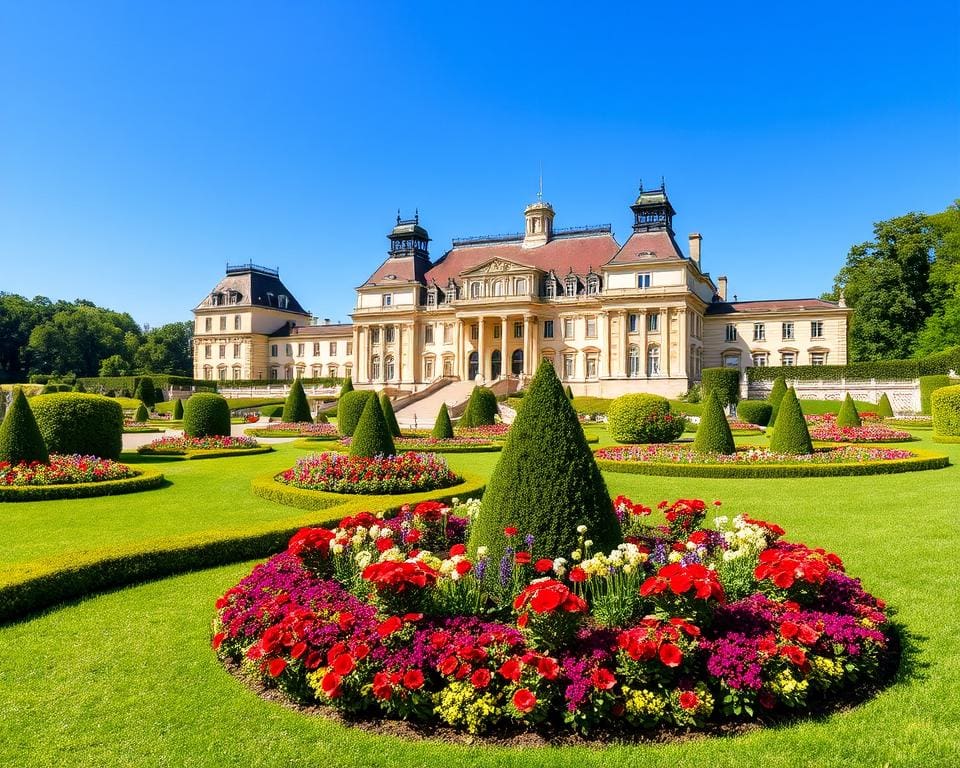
[362, 255, 431, 286]
[606, 231, 685, 265]
[706, 299, 846, 315]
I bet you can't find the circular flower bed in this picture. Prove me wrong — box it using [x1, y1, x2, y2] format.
[338, 436, 500, 453]
[807, 424, 913, 443]
[276, 451, 462, 494]
[213, 497, 894, 738]
[457, 424, 511, 440]
[0, 454, 164, 501]
[246, 423, 340, 438]
[137, 435, 268, 458]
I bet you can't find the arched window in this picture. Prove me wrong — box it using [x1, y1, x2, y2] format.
[511, 349, 524, 375]
[371, 355, 381, 380]
[628, 346, 641, 377]
[493, 280, 504, 297]
[468, 351, 479, 379]
[586, 274, 600, 295]
[231, 366, 241, 380]
[471, 282, 482, 299]
[491, 350, 502, 379]
[442, 357, 453, 377]
[203, 365, 213, 380]
[385, 355, 395, 381]
[647, 345, 661, 376]
[284, 365, 293, 380]
[545, 279, 556, 298]
[565, 275, 578, 297]
[328, 364, 339, 378]
[515, 278, 527, 294]
[344, 363, 353, 378]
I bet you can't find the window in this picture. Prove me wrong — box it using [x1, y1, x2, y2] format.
[232, 366, 241, 379]
[647, 345, 660, 376]
[371, 327, 380, 344]
[424, 358, 434, 380]
[563, 318, 575, 339]
[219, 316, 227, 331]
[511, 349, 524, 375]
[752, 353, 768, 367]
[218, 344, 226, 359]
[426, 290, 436, 308]
[586, 317, 597, 338]
[329, 341, 337, 356]
[647, 313, 659, 332]
[545, 279, 557, 298]
[278, 295, 289, 309]
[753, 323, 766, 341]
[723, 352, 741, 369]
[210, 293, 222, 307]
[218, 367, 226, 381]
[204, 318, 212, 332]
[234, 315, 242, 330]
[493, 324, 501, 340]
[443, 358, 453, 376]
[586, 274, 600, 295]
[565, 276, 578, 297]
[382, 294, 392, 307]
[204, 345, 212, 359]
[471, 282, 482, 299]
[346, 341, 353, 355]
[328, 365, 338, 378]
[270, 367, 279, 380]
[781, 351, 796, 366]
[543, 320, 554, 339]
[424, 325, 434, 344]
[313, 342, 321, 356]
[586, 355, 598, 379]
[810, 351, 827, 366]
[811, 321, 824, 338]
[285, 344, 293, 356]
[385, 326, 395, 343]
[563, 354, 575, 380]
[371, 356, 381, 380]
[637, 272, 651, 289]
[513, 322, 522, 339]
[516, 278, 527, 294]
[628, 313, 638, 333]
[471, 324, 479, 341]
[385, 356, 395, 380]
[270, 344, 278, 357]
[782, 322, 794, 340]
[443, 324, 452, 344]
[233, 343, 240, 357]
[628, 346, 641, 377]
[493, 280, 504, 297]
[724, 323, 737, 342]
[297, 343, 305, 357]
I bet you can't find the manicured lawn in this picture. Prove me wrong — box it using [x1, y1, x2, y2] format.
[0, 429, 957, 766]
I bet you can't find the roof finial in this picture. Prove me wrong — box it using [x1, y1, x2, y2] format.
[660, 176, 665, 190]
[638, 178, 643, 192]
[538, 160, 543, 202]
[396, 209, 401, 225]
[415, 207, 419, 223]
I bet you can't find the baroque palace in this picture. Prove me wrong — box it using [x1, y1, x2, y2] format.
[192, 186, 850, 397]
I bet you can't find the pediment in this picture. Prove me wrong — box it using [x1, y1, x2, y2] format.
[460, 257, 541, 277]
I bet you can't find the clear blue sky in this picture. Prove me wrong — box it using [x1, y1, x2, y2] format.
[1, 1, 957, 327]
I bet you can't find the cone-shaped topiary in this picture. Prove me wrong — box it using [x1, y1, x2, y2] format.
[134, 404, 149, 422]
[460, 386, 498, 428]
[693, 390, 736, 455]
[877, 393, 894, 418]
[183, 392, 231, 438]
[467, 360, 619, 567]
[768, 388, 813, 455]
[565, 385, 574, 400]
[836, 393, 862, 428]
[767, 376, 787, 427]
[432, 402, 454, 439]
[337, 377, 355, 425]
[338, 390, 375, 436]
[0, 389, 49, 465]
[173, 398, 184, 420]
[282, 379, 313, 423]
[350, 391, 396, 458]
[380, 392, 401, 437]
[134, 377, 156, 408]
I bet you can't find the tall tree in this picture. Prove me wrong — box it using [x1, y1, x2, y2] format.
[133, 321, 193, 375]
[915, 202, 960, 356]
[26, 305, 142, 377]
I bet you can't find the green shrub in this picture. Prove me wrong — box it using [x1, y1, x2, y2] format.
[40, 384, 58, 395]
[768, 388, 813, 455]
[767, 376, 787, 426]
[836, 393, 862, 428]
[379, 392, 401, 437]
[133, 404, 149, 422]
[467, 360, 619, 566]
[350, 393, 396, 457]
[746, 346, 960, 383]
[337, 390, 375, 436]
[608, 393, 686, 443]
[570, 396, 613, 415]
[877, 393, 894, 418]
[153, 386, 165, 403]
[182, 393, 231, 438]
[339, 376, 354, 397]
[0, 469, 164, 502]
[431, 403, 454, 439]
[134, 377, 156, 408]
[736, 399, 773, 427]
[0, 389, 49, 465]
[31, 393, 124, 459]
[680, 383, 702, 403]
[73, 381, 86, 393]
[173, 398, 184, 420]
[920, 375, 953, 415]
[260, 404, 284, 418]
[693, 391, 736, 454]
[931, 384, 960, 437]
[460, 386, 498, 427]
[282, 379, 313, 424]
[701, 368, 741, 407]
[565, 384, 574, 400]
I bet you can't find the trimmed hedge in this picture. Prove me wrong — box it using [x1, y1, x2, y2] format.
[380, 392, 401, 437]
[136, 446, 273, 460]
[0, 468, 165, 502]
[282, 379, 313, 424]
[736, 399, 773, 427]
[608, 393, 686, 444]
[77, 374, 213, 392]
[183, 392, 231, 438]
[432, 403, 454, 439]
[836, 394, 862, 428]
[933, 434, 960, 444]
[768, 388, 813, 455]
[31, 393, 124, 459]
[134, 376, 156, 408]
[746, 346, 960, 383]
[172, 398, 184, 419]
[920, 375, 954, 415]
[134, 404, 150, 422]
[350, 394, 396, 458]
[931, 384, 960, 438]
[701, 368, 741, 407]
[0, 389, 49, 465]
[337, 390, 375, 436]
[459, 386, 499, 428]
[877, 393, 894, 418]
[767, 377, 787, 427]
[693, 391, 736, 454]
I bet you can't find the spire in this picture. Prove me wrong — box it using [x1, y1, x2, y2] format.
[538, 161, 543, 202]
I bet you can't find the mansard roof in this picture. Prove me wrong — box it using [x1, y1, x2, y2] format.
[194, 264, 309, 315]
[706, 298, 847, 316]
[606, 230, 686, 265]
[362, 255, 432, 287]
[271, 322, 353, 338]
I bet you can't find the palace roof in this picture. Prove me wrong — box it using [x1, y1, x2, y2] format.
[706, 298, 846, 315]
[195, 264, 309, 315]
[606, 230, 686, 265]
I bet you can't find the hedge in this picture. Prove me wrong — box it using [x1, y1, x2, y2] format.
[350, 394, 396, 458]
[836, 394, 862, 428]
[933, 434, 960, 444]
[746, 346, 960, 383]
[608, 394, 685, 444]
[877, 393, 894, 418]
[693, 391, 735, 454]
[77, 375, 214, 392]
[183, 392, 231, 437]
[337, 390, 375, 436]
[459, 386, 499, 428]
[135, 446, 274, 460]
[432, 403, 454, 439]
[736, 400, 773, 427]
[931, 384, 960, 438]
[31, 393, 124, 459]
[920, 375, 955, 415]
[0, 468, 165, 502]
[701, 368, 741, 407]
[595, 449, 950, 479]
[246, 429, 341, 439]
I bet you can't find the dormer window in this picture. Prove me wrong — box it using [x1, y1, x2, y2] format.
[586, 273, 600, 295]
[470, 282, 482, 299]
[278, 294, 289, 309]
[565, 275, 578, 297]
[545, 279, 556, 298]
[426, 288, 437, 307]
[266, 292, 275, 306]
[210, 292, 224, 306]
[446, 278, 458, 301]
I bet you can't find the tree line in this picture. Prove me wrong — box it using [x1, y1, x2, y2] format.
[0, 294, 192, 381]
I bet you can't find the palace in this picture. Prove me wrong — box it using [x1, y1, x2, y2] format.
[192, 186, 850, 397]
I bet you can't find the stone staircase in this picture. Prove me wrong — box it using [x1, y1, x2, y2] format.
[393, 379, 477, 429]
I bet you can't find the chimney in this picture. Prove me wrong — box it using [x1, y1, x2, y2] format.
[324, 318, 331, 325]
[718, 276, 728, 301]
[688, 233, 702, 266]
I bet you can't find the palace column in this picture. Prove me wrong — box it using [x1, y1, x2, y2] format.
[599, 311, 609, 377]
[678, 310, 688, 378]
[639, 310, 648, 378]
[379, 324, 387, 383]
[478, 317, 486, 381]
[352, 325, 361, 381]
[662, 307, 671, 377]
[500, 316, 508, 380]
[619, 310, 628, 376]
[455, 320, 463, 379]
[523, 315, 531, 375]
[396, 324, 403, 385]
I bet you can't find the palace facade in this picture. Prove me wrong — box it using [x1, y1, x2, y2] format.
[193, 186, 849, 397]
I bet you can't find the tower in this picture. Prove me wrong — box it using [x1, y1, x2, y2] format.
[387, 210, 431, 261]
[630, 180, 676, 234]
[523, 201, 554, 248]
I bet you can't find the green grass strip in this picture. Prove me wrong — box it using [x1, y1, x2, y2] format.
[136, 446, 274, 460]
[0, 469, 165, 503]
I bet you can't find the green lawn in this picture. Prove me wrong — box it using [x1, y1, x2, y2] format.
[0, 430, 958, 766]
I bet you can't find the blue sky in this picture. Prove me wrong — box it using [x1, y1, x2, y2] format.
[1, 1, 957, 327]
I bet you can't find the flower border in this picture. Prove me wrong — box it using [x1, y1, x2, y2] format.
[0, 467, 165, 502]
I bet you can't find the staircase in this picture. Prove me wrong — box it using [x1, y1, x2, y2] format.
[393, 379, 477, 429]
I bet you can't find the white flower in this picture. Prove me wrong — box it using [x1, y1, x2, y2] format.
[576, 525, 588, 534]
[331, 542, 344, 555]
[355, 551, 372, 568]
[368, 524, 380, 540]
[668, 551, 683, 563]
[686, 541, 697, 551]
[713, 516, 729, 528]
[584, 539, 594, 548]
[477, 546, 488, 558]
[572, 550, 582, 561]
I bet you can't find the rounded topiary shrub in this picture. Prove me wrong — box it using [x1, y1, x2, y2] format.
[736, 399, 773, 427]
[350, 392, 396, 458]
[836, 393, 862, 428]
[608, 393, 686, 443]
[768, 388, 813, 455]
[172, 398, 184, 420]
[693, 390, 735, 454]
[468, 359, 619, 566]
[0, 389, 49, 465]
[701, 367, 741, 408]
[932, 384, 960, 437]
[460, 386, 498, 428]
[337, 390, 375, 436]
[379, 392, 401, 437]
[432, 402, 454, 439]
[182, 392, 231, 438]
[877, 393, 894, 418]
[282, 379, 313, 424]
[31, 392, 124, 459]
[133, 404, 149, 422]
[920, 375, 952, 415]
[767, 376, 787, 426]
[134, 376, 156, 408]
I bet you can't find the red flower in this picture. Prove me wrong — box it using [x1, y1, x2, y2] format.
[470, 668, 491, 689]
[569, 566, 587, 583]
[591, 667, 616, 690]
[267, 657, 287, 677]
[337, 612, 355, 631]
[514, 579, 587, 615]
[455, 559, 473, 575]
[377, 616, 403, 638]
[404, 529, 422, 544]
[403, 669, 424, 690]
[515, 551, 532, 566]
[362, 560, 439, 595]
[291, 641, 307, 660]
[439, 655, 458, 676]
[780, 620, 799, 640]
[513, 688, 537, 714]
[504, 526, 519, 537]
[332, 653, 355, 676]
[781, 645, 807, 667]
[372, 672, 393, 700]
[287, 527, 336, 558]
[321, 671, 342, 698]
[534, 558, 554, 573]
[211, 632, 225, 650]
[516, 612, 529, 628]
[499, 657, 522, 682]
[659, 643, 683, 668]
[536, 656, 560, 680]
[678, 690, 699, 710]
[413, 501, 447, 521]
[449, 544, 467, 556]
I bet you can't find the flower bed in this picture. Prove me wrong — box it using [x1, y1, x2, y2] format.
[136, 435, 271, 459]
[246, 423, 340, 439]
[213, 497, 894, 738]
[276, 452, 462, 495]
[337, 436, 501, 454]
[805, 411, 881, 425]
[0, 455, 164, 501]
[457, 424, 511, 440]
[807, 424, 913, 443]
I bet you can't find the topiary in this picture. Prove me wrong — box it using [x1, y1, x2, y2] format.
[467, 359, 619, 567]
[565, 385, 574, 400]
[0, 388, 49, 465]
[693, 391, 736, 455]
[134, 377, 156, 408]
[172, 398, 184, 420]
[337, 377, 354, 424]
[701, 367, 741, 408]
[920, 375, 952, 415]
[314, 409, 329, 424]
[350, 391, 396, 458]
[877, 393, 894, 418]
[379, 392, 401, 437]
[768, 388, 813, 455]
[133, 404, 149, 423]
[736, 399, 773, 427]
[432, 403, 454, 439]
[460, 386, 498, 427]
[182, 392, 231, 438]
[767, 376, 787, 426]
[282, 379, 313, 424]
[40, 384, 57, 395]
[836, 393, 862, 428]
[608, 393, 686, 443]
[337, 390, 375, 436]
[153, 385, 165, 403]
[31, 393, 124, 459]
[932, 384, 960, 437]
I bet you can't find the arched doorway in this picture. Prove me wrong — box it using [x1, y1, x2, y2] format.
[468, 351, 479, 380]
[491, 350, 502, 379]
[511, 349, 523, 375]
